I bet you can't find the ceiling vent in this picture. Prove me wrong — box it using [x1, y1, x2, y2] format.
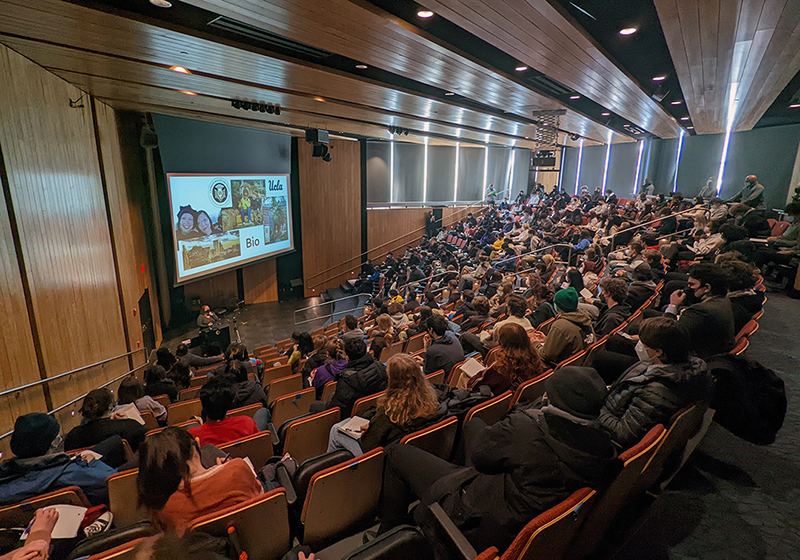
[208, 16, 333, 60]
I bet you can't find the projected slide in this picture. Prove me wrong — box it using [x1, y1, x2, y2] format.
[167, 173, 293, 284]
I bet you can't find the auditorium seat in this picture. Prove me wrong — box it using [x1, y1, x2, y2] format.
[166, 398, 202, 425]
[283, 408, 341, 464]
[379, 340, 405, 362]
[771, 221, 790, 237]
[0, 486, 90, 533]
[536, 316, 557, 335]
[151, 394, 171, 409]
[425, 369, 446, 385]
[189, 489, 292, 560]
[107, 469, 148, 528]
[510, 370, 553, 408]
[566, 425, 666, 560]
[464, 391, 512, 426]
[447, 359, 477, 387]
[219, 430, 274, 470]
[299, 448, 384, 548]
[272, 388, 316, 430]
[731, 338, 749, 355]
[262, 363, 293, 389]
[84, 537, 146, 560]
[399, 416, 458, 461]
[351, 390, 385, 418]
[321, 380, 337, 402]
[405, 333, 426, 354]
[178, 386, 201, 401]
[226, 402, 263, 419]
[557, 349, 588, 369]
[138, 410, 159, 433]
[189, 375, 207, 387]
[735, 319, 759, 342]
[268, 374, 304, 405]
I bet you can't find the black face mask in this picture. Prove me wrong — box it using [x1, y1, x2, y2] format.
[684, 289, 702, 305]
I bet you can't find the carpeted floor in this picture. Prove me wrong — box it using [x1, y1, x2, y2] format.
[611, 292, 800, 560]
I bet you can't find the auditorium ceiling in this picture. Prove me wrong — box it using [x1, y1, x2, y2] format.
[0, 0, 798, 148]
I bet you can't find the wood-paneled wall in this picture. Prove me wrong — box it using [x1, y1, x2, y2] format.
[0, 44, 153, 450]
[299, 139, 362, 298]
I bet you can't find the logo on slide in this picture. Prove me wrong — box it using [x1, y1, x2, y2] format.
[208, 178, 230, 207]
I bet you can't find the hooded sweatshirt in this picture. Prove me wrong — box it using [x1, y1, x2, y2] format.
[423, 333, 465, 376]
[540, 311, 595, 365]
[599, 357, 711, 449]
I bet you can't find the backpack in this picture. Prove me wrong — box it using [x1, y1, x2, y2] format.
[706, 354, 787, 445]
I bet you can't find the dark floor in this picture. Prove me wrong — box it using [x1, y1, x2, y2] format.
[162, 292, 368, 352]
[611, 292, 800, 560]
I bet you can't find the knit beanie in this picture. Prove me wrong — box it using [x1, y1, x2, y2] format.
[553, 287, 579, 313]
[11, 413, 60, 458]
[545, 366, 608, 420]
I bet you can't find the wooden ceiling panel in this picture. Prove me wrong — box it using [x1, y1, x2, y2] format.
[655, 0, 800, 134]
[414, 0, 682, 138]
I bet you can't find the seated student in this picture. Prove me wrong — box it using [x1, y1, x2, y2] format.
[288, 332, 314, 373]
[0, 413, 117, 506]
[466, 323, 545, 395]
[0, 507, 59, 560]
[592, 278, 632, 336]
[388, 302, 411, 329]
[452, 289, 476, 319]
[368, 313, 401, 342]
[302, 335, 329, 378]
[113, 375, 167, 423]
[665, 263, 736, 358]
[65, 388, 147, 453]
[309, 338, 347, 398]
[168, 362, 193, 391]
[175, 342, 223, 369]
[339, 315, 367, 342]
[213, 342, 257, 378]
[480, 294, 536, 346]
[144, 364, 178, 403]
[526, 284, 557, 328]
[459, 296, 491, 332]
[327, 354, 442, 456]
[600, 317, 712, 449]
[315, 338, 388, 417]
[377, 366, 618, 552]
[422, 314, 465, 377]
[719, 258, 765, 333]
[225, 361, 269, 429]
[137, 427, 262, 536]
[188, 375, 259, 447]
[540, 288, 595, 366]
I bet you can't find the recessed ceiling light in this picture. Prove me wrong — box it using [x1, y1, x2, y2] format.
[314, 97, 325, 102]
[601, 112, 610, 116]
[671, 100, 682, 105]
[619, 27, 637, 36]
[790, 103, 800, 108]
[652, 75, 667, 82]
[687, 126, 694, 129]
[417, 10, 434, 18]
[445, 92, 455, 96]
[355, 64, 368, 70]
[569, 95, 580, 100]
[170, 66, 190, 74]
[680, 117, 690, 121]
[515, 65, 528, 72]
[149, 0, 172, 7]
[180, 91, 196, 96]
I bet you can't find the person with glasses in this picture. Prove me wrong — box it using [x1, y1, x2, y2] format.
[0, 413, 116, 505]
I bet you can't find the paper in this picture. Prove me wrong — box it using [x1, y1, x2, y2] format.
[460, 357, 486, 379]
[115, 403, 145, 425]
[21, 505, 87, 540]
[580, 288, 594, 300]
[749, 238, 770, 244]
[337, 416, 370, 440]
[79, 450, 103, 462]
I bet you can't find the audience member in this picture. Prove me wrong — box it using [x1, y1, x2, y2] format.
[593, 278, 632, 335]
[316, 338, 388, 417]
[144, 364, 178, 403]
[188, 376, 258, 447]
[421, 314, 465, 377]
[65, 388, 147, 452]
[540, 288, 594, 365]
[175, 343, 223, 368]
[114, 375, 167, 422]
[466, 323, 545, 394]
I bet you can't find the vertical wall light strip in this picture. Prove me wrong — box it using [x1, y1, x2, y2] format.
[453, 142, 460, 202]
[601, 136, 612, 194]
[673, 129, 685, 193]
[633, 139, 645, 195]
[716, 82, 739, 194]
[422, 137, 429, 203]
[482, 144, 489, 200]
[557, 151, 564, 191]
[574, 139, 584, 195]
[505, 149, 516, 199]
[389, 140, 395, 204]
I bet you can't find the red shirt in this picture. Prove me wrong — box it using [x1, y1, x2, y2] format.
[188, 416, 258, 447]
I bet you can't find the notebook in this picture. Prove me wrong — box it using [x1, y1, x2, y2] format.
[114, 403, 145, 425]
[337, 416, 370, 440]
[21, 504, 86, 540]
[460, 357, 487, 379]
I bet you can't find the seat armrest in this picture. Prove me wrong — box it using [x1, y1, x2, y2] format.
[426, 503, 477, 560]
[267, 423, 280, 446]
[276, 463, 298, 505]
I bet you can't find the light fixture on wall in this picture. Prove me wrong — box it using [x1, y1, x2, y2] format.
[306, 129, 332, 162]
[230, 99, 281, 115]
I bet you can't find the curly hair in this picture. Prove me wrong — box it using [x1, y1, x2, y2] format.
[378, 354, 439, 425]
[491, 323, 544, 388]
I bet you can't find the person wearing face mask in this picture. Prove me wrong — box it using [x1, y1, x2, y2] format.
[665, 263, 736, 358]
[599, 317, 711, 449]
[729, 174, 765, 209]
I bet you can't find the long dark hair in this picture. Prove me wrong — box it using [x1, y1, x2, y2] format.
[138, 427, 197, 511]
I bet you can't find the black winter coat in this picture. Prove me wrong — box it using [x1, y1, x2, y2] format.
[594, 303, 632, 336]
[326, 354, 387, 417]
[426, 408, 618, 552]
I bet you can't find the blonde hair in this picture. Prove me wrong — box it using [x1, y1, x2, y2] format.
[376, 314, 393, 333]
[378, 354, 438, 425]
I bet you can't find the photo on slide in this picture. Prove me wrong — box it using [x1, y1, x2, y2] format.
[231, 179, 266, 228]
[181, 231, 241, 271]
[264, 195, 289, 243]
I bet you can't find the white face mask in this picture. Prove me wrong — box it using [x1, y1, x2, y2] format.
[635, 340, 652, 363]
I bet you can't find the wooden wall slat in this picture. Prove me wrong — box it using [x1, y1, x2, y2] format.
[243, 258, 278, 304]
[0, 44, 129, 435]
[299, 139, 361, 298]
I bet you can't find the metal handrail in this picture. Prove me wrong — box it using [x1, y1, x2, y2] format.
[306, 201, 489, 289]
[0, 362, 149, 441]
[0, 348, 147, 398]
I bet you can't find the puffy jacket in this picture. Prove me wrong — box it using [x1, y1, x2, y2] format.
[540, 311, 595, 365]
[0, 453, 116, 506]
[599, 357, 711, 448]
[326, 354, 387, 417]
[594, 303, 632, 336]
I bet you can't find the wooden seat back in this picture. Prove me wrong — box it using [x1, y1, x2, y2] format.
[107, 469, 148, 528]
[464, 391, 512, 426]
[268, 374, 304, 404]
[262, 363, 293, 389]
[272, 388, 317, 430]
[167, 398, 202, 425]
[219, 430, 274, 470]
[399, 416, 459, 461]
[283, 408, 342, 464]
[510, 370, 553, 408]
[351, 390, 385, 418]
